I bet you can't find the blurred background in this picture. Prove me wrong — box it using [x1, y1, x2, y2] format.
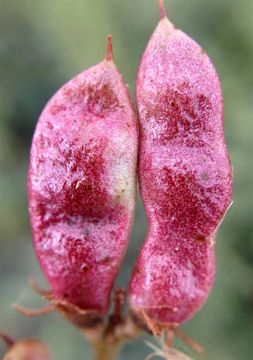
[0, 0, 252, 359]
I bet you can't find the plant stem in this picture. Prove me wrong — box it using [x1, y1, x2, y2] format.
[82, 289, 141, 360]
[93, 340, 122, 360]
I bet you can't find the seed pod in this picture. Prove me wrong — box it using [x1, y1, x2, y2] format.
[129, 1, 232, 325]
[3, 341, 50, 360]
[0, 333, 50, 360]
[28, 36, 138, 325]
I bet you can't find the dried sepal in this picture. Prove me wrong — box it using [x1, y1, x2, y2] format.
[13, 279, 102, 328]
[131, 309, 204, 356]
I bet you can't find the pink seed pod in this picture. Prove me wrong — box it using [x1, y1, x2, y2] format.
[0, 332, 50, 360]
[2, 341, 50, 360]
[28, 36, 138, 324]
[129, 1, 232, 326]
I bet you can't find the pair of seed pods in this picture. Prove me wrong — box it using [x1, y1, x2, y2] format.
[28, 3, 232, 329]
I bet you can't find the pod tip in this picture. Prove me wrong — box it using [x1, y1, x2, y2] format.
[159, 0, 167, 19]
[0, 331, 14, 348]
[105, 34, 113, 62]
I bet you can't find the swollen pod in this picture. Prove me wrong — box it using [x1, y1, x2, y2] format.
[28, 37, 138, 321]
[129, 2, 232, 325]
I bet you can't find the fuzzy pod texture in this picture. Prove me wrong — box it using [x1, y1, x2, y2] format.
[129, 3, 232, 325]
[2, 340, 50, 360]
[28, 37, 138, 318]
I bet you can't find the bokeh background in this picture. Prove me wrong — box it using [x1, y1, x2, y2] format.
[0, 0, 252, 359]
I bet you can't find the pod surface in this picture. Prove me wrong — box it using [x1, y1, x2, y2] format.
[129, 15, 232, 324]
[29, 50, 138, 315]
